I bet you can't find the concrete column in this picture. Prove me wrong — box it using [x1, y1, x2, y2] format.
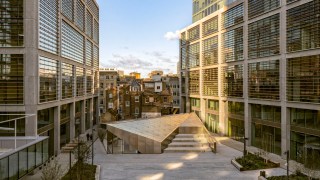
[54, 106, 60, 155]
[219, 100, 227, 136]
[200, 99, 206, 122]
[70, 102, 75, 140]
[280, 0, 289, 158]
[95, 97, 100, 125]
[243, 0, 250, 145]
[24, 0, 38, 137]
[90, 98, 94, 128]
[81, 100, 86, 134]
[25, 107, 37, 136]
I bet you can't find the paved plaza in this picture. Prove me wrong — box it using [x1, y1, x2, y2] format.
[94, 140, 288, 180]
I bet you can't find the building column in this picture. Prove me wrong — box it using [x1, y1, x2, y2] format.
[25, 107, 37, 136]
[219, 100, 227, 136]
[54, 106, 60, 155]
[90, 98, 94, 128]
[70, 102, 75, 140]
[243, 0, 250, 145]
[280, 0, 289, 158]
[95, 97, 100, 125]
[81, 100, 86, 134]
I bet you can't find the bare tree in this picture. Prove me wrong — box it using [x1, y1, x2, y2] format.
[72, 141, 92, 179]
[41, 159, 64, 180]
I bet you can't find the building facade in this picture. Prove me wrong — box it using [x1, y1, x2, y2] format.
[0, 0, 100, 157]
[99, 68, 119, 114]
[180, 0, 320, 164]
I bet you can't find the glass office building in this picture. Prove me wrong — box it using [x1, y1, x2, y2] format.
[181, 0, 320, 164]
[0, 0, 100, 173]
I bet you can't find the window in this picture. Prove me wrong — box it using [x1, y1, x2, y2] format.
[287, 55, 320, 103]
[188, 25, 200, 42]
[202, 36, 218, 66]
[39, 56, 59, 103]
[202, 16, 218, 37]
[163, 97, 168, 103]
[222, 27, 243, 62]
[203, 68, 218, 96]
[135, 107, 139, 114]
[86, 40, 92, 66]
[0, 0, 24, 47]
[208, 100, 219, 111]
[62, 0, 73, 21]
[221, 3, 244, 29]
[61, 21, 84, 63]
[191, 98, 200, 108]
[76, 67, 85, 96]
[39, 0, 57, 53]
[125, 101, 130, 107]
[135, 96, 139, 102]
[0, 54, 24, 104]
[287, 0, 320, 52]
[86, 10, 93, 38]
[189, 70, 200, 95]
[222, 65, 243, 97]
[157, 86, 160, 90]
[248, 0, 280, 19]
[145, 97, 149, 103]
[75, 0, 85, 31]
[248, 14, 280, 59]
[248, 60, 280, 100]
[61, 63, 74, 99]
[188, 43, 200, 68]
[86, 70, 93, 94]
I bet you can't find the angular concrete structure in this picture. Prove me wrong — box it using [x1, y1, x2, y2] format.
[106, 113, 206, 154]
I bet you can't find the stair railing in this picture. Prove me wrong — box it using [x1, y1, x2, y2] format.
[202, 124, 217, 153]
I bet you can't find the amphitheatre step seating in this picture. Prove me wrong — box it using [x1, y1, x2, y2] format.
[164, 134, 210, 153]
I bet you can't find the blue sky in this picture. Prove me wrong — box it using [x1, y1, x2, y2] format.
[96, 0, 192, 77]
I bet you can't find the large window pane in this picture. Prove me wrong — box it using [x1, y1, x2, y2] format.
[248, 14, 280, 59]
[61, 20, 84, 64]
[189, 70, 200, 95]
[248, 60, 280, 100]
[221, 3, 244, 28]
[188, 25, 200, 42]
[248, 0, 280, 19]
[287, 55, 320, 103]
[76, 67, 85, 96]
[202, 16, 218, 37]
[202, 36, 218, 66]
[37, 107, 54, 130]
[39, 0, 58, 54]
[61, 63, 74, 99]
[222, 65, 243, 97]
[0, 54, 24, 104]
[222, 27, 243, 62]
[0, 0, 24, 47]
[188, 43, 200, 68]
[39, 56, 59, 103]
[287, 0, 320, 52]
[203, 68, 218, 96]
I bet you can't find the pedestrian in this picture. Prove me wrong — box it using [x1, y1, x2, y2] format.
[86, 133, 89, 141]
[90, 134, 93, 141]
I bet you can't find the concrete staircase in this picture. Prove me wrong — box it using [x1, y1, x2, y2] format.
[164, 134, 210, 153]
[61, 140, 78, 153]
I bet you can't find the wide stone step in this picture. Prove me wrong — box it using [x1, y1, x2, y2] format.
[172, 138, 207, 143]
[168, 142, 209, 147]
[164, 146, 210, 153]
[175, 134, 206, 138]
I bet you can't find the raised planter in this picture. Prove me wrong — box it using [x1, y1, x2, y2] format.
[258, 176, 267, 180]
[231, 159, 244, 171]
[232, 153, 280, 171]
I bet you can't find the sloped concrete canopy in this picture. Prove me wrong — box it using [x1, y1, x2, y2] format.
[106, 113, 203, 153]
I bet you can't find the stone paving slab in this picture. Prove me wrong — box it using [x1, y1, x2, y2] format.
[94, 140, 288, 180]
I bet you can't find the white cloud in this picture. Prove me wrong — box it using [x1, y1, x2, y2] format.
[164, 30, 180, 41]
